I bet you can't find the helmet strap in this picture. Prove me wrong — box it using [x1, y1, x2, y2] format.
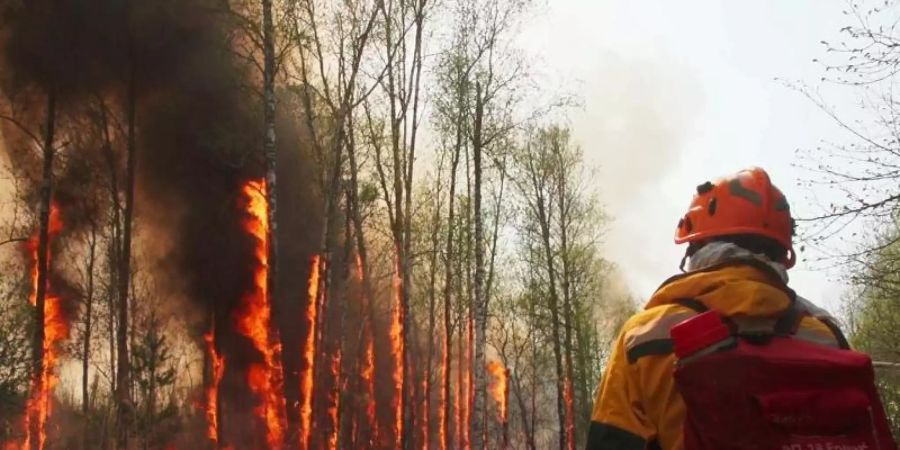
[679, 252, 689, 272]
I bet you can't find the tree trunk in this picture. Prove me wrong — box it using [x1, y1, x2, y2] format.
[424, 178, 442, 450]
[82, 222, 97, 450]
[101, 105, 121, 406]
[463, 141, 474, 450]
[115, 46, 137, 450]
[441, 123, 461, 450]
[469, 82, 487, 450]
[29, 91, 56, 450]
[556, 151, 576, 450]
[313, 111, 345, 450]
[346, 110, 379, 447]
[511, 370, 536, 450]
[528, 154, 568, 450]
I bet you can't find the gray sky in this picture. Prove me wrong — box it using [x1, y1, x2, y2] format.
[519, 1, 860, 314]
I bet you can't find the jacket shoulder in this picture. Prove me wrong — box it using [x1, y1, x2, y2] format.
[620, 304, 695, 364]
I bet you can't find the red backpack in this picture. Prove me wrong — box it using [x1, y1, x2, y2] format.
[670, 300, 897, 450]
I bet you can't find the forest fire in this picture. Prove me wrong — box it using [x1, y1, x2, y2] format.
[203, 330, 224, 443]
[0, 0, 701, 447]
[299, 254, 321, 449]
[233, 180, 285, 448]
[22, 202, 67, 450]
[390, 253, 405, 448]
[487, 361, 509, 449]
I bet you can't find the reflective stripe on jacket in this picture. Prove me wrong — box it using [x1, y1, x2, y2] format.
[585, 260, 846, 450]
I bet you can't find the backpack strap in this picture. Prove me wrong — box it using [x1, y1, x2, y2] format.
[676, 298, 804, 340]
[820, 318, 851, 350]
[773, 302, 803, 336]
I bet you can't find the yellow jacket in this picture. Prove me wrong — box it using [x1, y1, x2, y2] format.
[585, 260, 846, 450]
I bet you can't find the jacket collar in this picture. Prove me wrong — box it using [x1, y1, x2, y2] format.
[646, 258, 797, 317]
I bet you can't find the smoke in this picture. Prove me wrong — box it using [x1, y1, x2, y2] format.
[572, 53, 704, 298]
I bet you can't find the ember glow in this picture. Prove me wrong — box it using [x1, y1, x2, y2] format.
[299, 254, 322, 450]
[564, 377, 575, 450]
[23, 202, 67, 450]
[234, 179, 285, 448]
[326, 351, 341, 450]
[390, 251, 405, 448]
[203, 330, 225, 443]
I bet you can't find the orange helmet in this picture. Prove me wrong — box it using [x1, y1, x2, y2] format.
[674, 167, 796, 268]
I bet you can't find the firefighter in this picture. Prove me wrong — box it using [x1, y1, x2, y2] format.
[585, 167, 849, 450]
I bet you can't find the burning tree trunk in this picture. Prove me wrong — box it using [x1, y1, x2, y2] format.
[203, 317, 225, 447]
[390, 251, 407, 450]
[235, 180, 286, 448]
[24, 91, 60, 450]
[299, 255, 322, 450]
[260, 0, 279, 371]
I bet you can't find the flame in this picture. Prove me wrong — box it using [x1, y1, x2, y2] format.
[27, 204, 62, 307]
[234, 179, 285, 448]
[22, 202, 68, 450]
[486, 361, 508, 423]
[363, 334, 376, 442]
[203, 331, 225, 443]
[564, 376, 575, 450]
[299, 254, 321, 450]
[390, 251, 405, 448]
